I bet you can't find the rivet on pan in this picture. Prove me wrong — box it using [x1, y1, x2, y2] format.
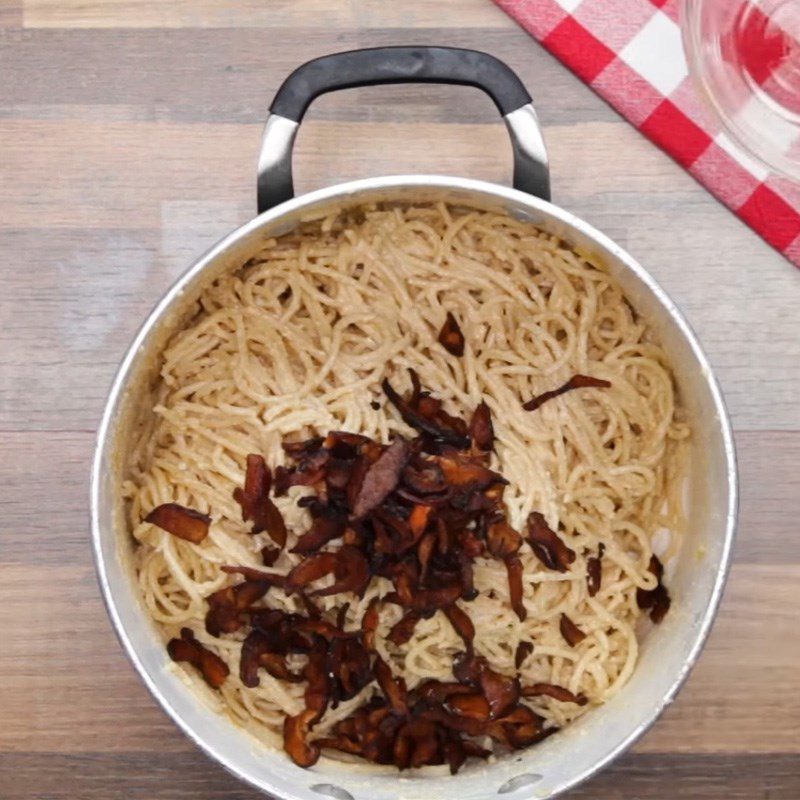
[498, 773, 544, 794]
[310, 783, 355, 800]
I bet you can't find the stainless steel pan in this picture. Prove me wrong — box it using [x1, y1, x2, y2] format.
[91, 46, 737, 800]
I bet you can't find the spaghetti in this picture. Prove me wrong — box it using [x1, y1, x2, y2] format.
[124, 202, 688, 762]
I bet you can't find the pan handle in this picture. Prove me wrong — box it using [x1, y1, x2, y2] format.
[257, 46, 550, 213]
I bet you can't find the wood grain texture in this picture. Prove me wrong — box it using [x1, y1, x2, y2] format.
[22, 0, 514, 29]
[0, 1, 22, 26]
[1, 0, 798, 798]
[0, 752, 798, 799]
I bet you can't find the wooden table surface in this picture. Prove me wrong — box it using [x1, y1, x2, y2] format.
[2, 1, 799, 798]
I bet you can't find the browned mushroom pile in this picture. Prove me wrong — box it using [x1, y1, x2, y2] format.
[144, 317, 670, 773]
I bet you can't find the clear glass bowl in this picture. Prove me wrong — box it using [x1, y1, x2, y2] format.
[682, 0, 800, 181]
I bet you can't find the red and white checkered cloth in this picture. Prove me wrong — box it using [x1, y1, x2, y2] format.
[494, 0, 800, 268]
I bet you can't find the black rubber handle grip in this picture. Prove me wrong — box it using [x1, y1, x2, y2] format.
[270, 46, 532, 122]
